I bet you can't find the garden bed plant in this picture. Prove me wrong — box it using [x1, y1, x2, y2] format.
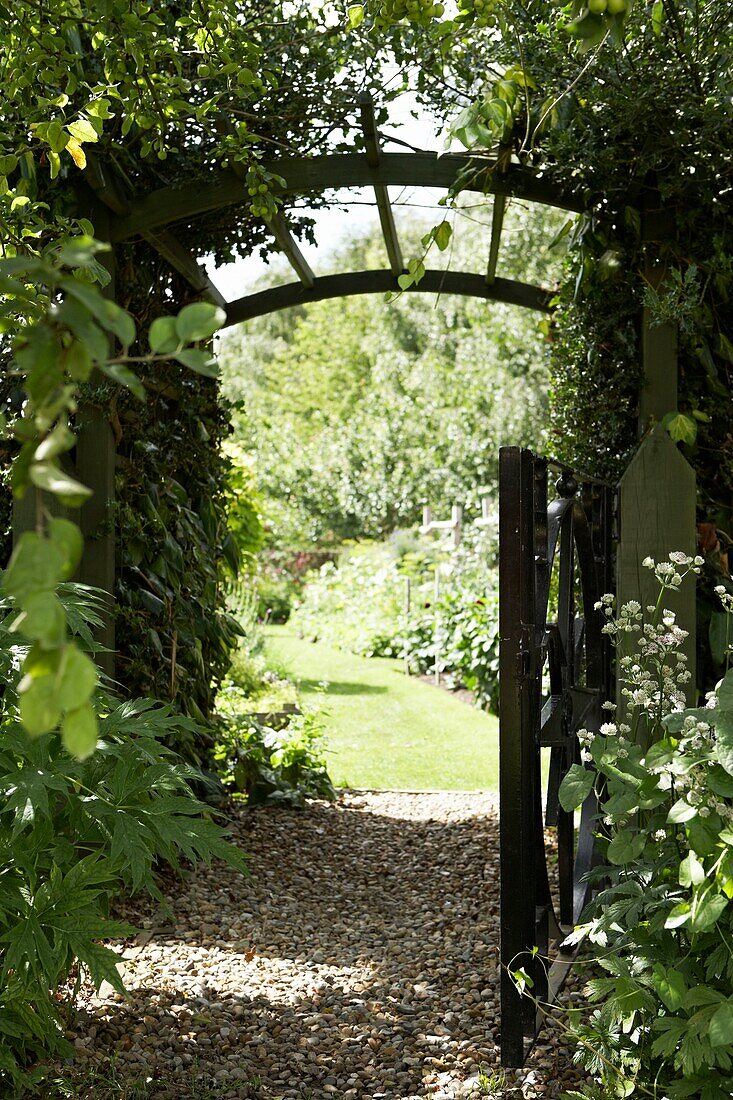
[548, 553, 733, 1100]
[292, 532, 502, 712]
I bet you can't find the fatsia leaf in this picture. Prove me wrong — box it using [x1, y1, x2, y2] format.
[69, 940, 125, 994]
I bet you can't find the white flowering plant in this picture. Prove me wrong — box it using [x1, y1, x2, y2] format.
[558, 553, 733, 1100]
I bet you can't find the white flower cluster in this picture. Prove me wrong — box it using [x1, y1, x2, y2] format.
[578, 554, 733, 843]
[714, 584, 733, 615]
[617, 608, 690, 714]
[641, 553, 704, 589]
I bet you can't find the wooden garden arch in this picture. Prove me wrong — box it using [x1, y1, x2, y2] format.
[37, 93, 696, 1070]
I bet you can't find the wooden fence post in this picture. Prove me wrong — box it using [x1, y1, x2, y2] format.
[617, 203, 697, 720]
[617, 425, 697, 711]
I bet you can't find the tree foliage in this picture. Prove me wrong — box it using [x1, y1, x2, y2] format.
[358, 0, 733, 518]
[221, 204, 563, 546]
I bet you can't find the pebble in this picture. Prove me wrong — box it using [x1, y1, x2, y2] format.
[57, 792, 588, 1098]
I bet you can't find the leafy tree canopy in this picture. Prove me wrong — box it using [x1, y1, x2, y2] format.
[220, 202, 564, 546]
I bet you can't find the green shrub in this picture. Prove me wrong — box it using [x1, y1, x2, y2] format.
[555, 554, 733, 1100]
[292, 534, 501, 711]
[0, 589, 246, 1096]
[256, 572, 297, 623]
[214, 710, 335, 807]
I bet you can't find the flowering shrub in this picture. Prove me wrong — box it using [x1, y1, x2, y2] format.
[558, 552, 733, 1100]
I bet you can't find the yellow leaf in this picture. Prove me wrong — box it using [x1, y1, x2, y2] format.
[66, 137, 86, 170]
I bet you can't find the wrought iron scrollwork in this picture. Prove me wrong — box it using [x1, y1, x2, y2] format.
[499, 448, 614, 1068]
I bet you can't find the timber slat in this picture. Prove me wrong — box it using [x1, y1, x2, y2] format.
[224, 268, 552, 326]
[110, 152, 585, 242]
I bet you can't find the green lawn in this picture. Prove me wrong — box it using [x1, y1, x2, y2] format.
[264, 625, 499, 791]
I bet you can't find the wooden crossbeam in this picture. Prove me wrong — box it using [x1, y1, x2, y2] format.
[143, 229, 227, 309]
[84, 155, 227, 309]
[358, 94, 404, 277]
[486, 194, 507, 286]
[109, 152, 585, 242]
[266, 212, 315, 288]
[224, 268, 552, 327]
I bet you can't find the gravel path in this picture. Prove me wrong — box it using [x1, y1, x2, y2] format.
[67, 792, 586, 1099]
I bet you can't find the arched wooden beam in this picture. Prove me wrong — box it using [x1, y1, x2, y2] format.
[110, 151, 584, 242]
[223, 268, 553, 327]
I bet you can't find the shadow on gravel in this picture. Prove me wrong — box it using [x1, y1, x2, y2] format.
[62, 795, 581, 1100]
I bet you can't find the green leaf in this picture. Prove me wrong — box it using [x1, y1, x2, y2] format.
[10, 591, 66, 646]
[651, 0, 664, 34]
[434, 221, 452, 251]
[98, 299, 136, 346]
[347, 4, 364, 28]
[716, 710, 733, 776]
[174, 302, 226, 342]
[67, 118, 99, 143]
[679, 850, 705, 887]
[709, 1001, 733, 1047]
[48, 517, 84, 578]
[100, 362, 146, 400]
[662, 411, 697, 445]
[664, 901, 691, 929]
[668, 798, 698, 824]
[558, 763, 594, 811]
[34, 421, 75, 463]
[148, 315, 180, 354]
[29, 462, 93, 506]
[397, 273, 414, 290]
[61, 702, 98, 760]
[718, 668, 733, 714]
[566, 10, 604, 42]
[707, 765, 733, 798]
[56, 644, 97, 710]
[651, 964, 687, 1012]
[174, 348, 219, 378]
[72, 939, 124, 993]
[3, 532, 65, 601]
[690, 892, 728, 933]
[607, 829, 646, 865]
[18, 673, 62, 736]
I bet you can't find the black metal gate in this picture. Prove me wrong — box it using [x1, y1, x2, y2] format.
[498, 447, 614, 1067]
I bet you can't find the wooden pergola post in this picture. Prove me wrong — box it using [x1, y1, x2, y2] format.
[617, 202, 697, 711]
